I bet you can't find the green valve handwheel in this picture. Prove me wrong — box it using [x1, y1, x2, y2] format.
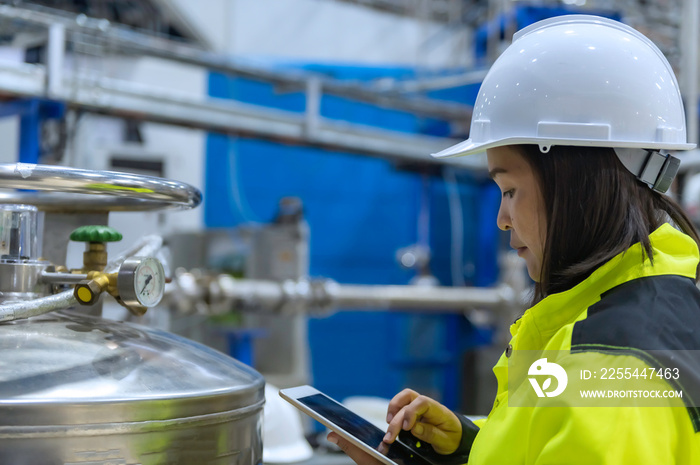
[70, 225, 123, 243]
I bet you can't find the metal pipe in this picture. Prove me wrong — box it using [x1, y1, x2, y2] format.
[0, 163, 202, 210]
[388, 69, 489, 93]
[0, 59, 483, 170]
[105, 235, 164, 273]
[64, 74, 469, 166]
[0, 4, 473, 121]
[40, 271, 88, 284]
[175, 274, 516, 315]
[0, 236, 165, 323]
[46, 23, 65, 98]
[216, 276, 286, 310]
[304, 77, 322, 138]
[326, 282, 513, 311]
[0, 192, 195, 212]
[0, 289, 76, 322]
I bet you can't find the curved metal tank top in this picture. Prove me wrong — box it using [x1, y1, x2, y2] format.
[0, 310, 265, 464]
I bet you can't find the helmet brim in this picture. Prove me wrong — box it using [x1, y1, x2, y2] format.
[431, 137, 696, 159]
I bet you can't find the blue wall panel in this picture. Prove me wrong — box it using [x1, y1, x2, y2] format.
[206, 65, 500, 409]
[205, 135, 422, 284]
[475, 5, 622, 64]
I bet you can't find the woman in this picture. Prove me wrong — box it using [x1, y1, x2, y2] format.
[330, 15, 700, 464]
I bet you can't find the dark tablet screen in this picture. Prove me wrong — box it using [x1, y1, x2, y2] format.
[299, 393, 436, 465]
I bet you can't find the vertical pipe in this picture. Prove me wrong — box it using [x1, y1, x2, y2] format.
[448, 0, 462, 67]
[225, 0, 235, 54]
[681, 0, 699, 145]
[444, 167, 465, 286]
[304, 77, 322, 139]
[417, 173, 431, 250]
[486, 0, 499, 63]
[415, 0, 430, 70]
[503, 0, 516, 44]
[47, 23, 66, 98]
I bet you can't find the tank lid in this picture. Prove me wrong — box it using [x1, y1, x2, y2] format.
[0, 311, 265, 425]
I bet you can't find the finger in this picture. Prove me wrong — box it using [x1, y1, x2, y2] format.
[328, 432, 385, 465]
[396, 395, 433, 431]
[384, 406, 408, 443]
[401, 395, 458, 431]
[384, 395, 460, 446]
[411, 421, 460, 455]
[386, 388, 419, 423]
[384, 395, 430, 443]
[377, 441, 390, 455]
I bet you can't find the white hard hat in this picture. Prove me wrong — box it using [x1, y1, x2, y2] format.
[263, 384, 313, 463]
[434, 15, 695, 160]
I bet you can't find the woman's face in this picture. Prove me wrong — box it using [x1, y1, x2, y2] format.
[487, 146, 547, 281]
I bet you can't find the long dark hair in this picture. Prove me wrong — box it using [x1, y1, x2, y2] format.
[517, 144, 700, 303]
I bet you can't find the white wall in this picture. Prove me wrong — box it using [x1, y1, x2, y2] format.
[67, 56, 207, 250]
[170, 0, 472, 68]
[0, 47, 24, 164]
[0, 117, 19, 164]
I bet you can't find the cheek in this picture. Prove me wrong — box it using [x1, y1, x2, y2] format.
[514, 215, 544, 258]
[529, 226, 545, 260]
[535, 211, 547, 255]
[523, 198, 546, 250]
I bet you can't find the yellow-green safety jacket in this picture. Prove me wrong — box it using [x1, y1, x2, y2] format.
[446, 223, 700, 464]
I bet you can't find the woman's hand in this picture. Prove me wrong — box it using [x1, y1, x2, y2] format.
[384, 389, 462, 455]
[328, 389, 463, 464]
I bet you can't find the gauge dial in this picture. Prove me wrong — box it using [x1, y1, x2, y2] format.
[118, 257, 165, 308]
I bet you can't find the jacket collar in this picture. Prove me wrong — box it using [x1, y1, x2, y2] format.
[509, 223, 699, 347]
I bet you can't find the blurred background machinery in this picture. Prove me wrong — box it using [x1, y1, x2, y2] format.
[0, 0, 697, 463]
[165, 196, 524, 399]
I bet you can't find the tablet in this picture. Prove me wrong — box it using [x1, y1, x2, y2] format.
[279, 385, 440, 465]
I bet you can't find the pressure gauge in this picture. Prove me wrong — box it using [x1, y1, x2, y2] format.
[117, 257, 166, 308]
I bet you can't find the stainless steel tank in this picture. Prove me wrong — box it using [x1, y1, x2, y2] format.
[0, 310, 264, 464]
[0, 164, 265, 464]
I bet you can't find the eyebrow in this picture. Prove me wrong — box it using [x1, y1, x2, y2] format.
[489, 167, 507, 179]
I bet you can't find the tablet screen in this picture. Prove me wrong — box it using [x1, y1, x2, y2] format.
[298, 393, 435, 465]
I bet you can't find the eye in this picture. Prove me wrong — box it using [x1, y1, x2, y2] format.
[502, 189, 515, 199]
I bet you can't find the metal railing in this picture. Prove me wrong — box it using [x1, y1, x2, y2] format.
[0, 4, 488, 169]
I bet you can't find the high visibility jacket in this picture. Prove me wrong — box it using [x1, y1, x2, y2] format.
[451, 223, 700, 464]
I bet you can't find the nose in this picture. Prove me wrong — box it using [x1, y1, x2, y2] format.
[497, 199, 511, 231]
